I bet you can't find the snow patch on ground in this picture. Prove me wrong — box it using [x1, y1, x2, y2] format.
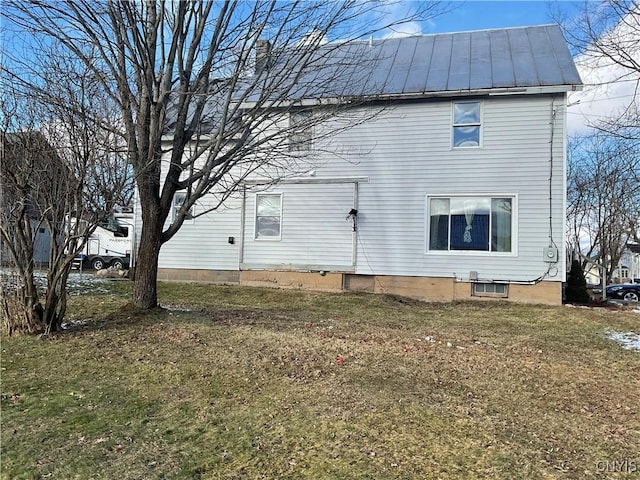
[1, 268, 115, 296]
[607, 331, 640, 352]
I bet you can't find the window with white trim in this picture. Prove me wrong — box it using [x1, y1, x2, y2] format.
[255, 193, 282, 239]
[173, 192, 194, 221]
[452, 101, 481, 148]
[428, 196, 513, 252]
[289, 110, 312, 152]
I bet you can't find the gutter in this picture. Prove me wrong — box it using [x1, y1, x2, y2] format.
[238, 84, 583, 109]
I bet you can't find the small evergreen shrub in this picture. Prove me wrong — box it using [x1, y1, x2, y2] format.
[565, 260, 591, 304]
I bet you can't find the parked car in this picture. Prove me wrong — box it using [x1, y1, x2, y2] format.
[606, 284, 640, 302]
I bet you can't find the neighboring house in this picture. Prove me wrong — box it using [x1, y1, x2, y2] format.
[138, 25, 583, 305]
[612, 243, 640, 283]
[577, 244, 640, 286]
[1, 132, 61, 266]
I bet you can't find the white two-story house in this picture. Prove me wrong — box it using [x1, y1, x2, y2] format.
[138, 25, 582, 305]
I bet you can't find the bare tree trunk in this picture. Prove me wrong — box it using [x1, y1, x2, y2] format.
[134, 201, 163, 309]
[134, 231, 161, 309]
[6, 0, 446, 313]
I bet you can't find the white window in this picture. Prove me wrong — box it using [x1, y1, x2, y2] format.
[289, 110, 312, 152]
[452, 101, 481, 148]
[173, 192, 194, 221]
[473, 283, 508, 297]
[255, 193, 282, 239]
[428, 196, 513, 252]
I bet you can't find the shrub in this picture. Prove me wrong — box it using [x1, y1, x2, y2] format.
[565, 260, 591, 304]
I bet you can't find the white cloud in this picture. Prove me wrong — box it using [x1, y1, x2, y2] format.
[567, 10, 640, 135]
[383, 21, 423, 39]
[377, 1, 424, 38]
[568, 57, 639, 135]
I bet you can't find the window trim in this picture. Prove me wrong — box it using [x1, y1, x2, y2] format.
[288, 110, 313, 152]
[254, 192, 283, 241]
[451, 101, 482, 149]
[472, 282, 509, 298]
[172, 192, 195, 223]
[425, 193, 518, 256]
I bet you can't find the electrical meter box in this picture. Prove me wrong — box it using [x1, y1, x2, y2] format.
[543, 246, 558, 263]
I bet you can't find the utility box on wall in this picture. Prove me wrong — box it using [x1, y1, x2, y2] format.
[543, 246, 558, 263]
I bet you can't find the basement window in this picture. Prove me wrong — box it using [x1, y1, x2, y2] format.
[472, 283, 508, 298]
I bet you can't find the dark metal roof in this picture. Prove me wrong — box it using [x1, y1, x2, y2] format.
[249, 24, 582, 102]
[172, 25, 582, 133]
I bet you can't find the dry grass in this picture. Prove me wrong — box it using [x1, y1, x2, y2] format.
[1, 280, 639, 479]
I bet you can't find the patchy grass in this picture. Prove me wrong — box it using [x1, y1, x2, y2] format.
[2, 279, 639, 479]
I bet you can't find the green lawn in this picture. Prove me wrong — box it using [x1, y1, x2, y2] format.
[1, 280, 639, 479]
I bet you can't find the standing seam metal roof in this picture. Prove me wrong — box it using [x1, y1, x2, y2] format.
[261, 24, 582, 101]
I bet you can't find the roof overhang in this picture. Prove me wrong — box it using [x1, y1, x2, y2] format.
[238, 84, 583, 109]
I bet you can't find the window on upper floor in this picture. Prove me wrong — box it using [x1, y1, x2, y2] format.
[428, 196, 513, 252]
[173, 192, 194, 222]
[255, 193, 282, 240]
[289, 110, 312, 152]
[452, 101, 481, 148]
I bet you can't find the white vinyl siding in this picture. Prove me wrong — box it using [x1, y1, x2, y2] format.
[243, 183, 354, 270]
[315, 94, 566, 282]
[153, 93, 567, 284]
[158, 194, 242, 270]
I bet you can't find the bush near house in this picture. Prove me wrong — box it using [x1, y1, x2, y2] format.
[2, 281, 639, 479]
[565, 259, 591, 304]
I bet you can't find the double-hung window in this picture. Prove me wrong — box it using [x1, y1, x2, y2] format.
[289, 110, 312, 152]
[452, 101, 481, 148]
[173, 192, 194, 221]
[255, 193, 282, 240]
[428, 196, 513, 252]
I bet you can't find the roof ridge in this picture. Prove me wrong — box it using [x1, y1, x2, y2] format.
[329, 24, 561, 46]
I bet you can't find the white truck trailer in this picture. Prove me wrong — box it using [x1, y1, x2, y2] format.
[74, 212, 134, 270]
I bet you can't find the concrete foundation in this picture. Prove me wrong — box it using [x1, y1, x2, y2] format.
[155, 268, 562, 305]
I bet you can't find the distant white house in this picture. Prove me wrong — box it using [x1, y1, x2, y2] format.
[612, 243, 640, 283]
[135, 25, 583, 305]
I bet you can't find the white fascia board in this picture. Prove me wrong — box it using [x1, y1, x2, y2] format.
[243, 176, 369, 185]
[237, 85, 584, 109]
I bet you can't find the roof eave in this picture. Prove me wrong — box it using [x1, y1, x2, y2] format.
[238, 84, 584, 109]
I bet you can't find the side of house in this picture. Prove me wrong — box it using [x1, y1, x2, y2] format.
[137, 25, 582, 305]
[153, 93, 569, 304]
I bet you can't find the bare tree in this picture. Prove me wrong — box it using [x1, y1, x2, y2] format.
[558, 0, 639, 140]
[5, 1, 446, 309]
[566, 132, 640, 286]
[0, 55, 132, 334]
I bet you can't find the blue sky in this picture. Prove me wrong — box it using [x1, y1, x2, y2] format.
[389, 1, 633, 135]
[422, 1, 578, 35]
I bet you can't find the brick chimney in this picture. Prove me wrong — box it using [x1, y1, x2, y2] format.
[255, 39, 272, 74]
